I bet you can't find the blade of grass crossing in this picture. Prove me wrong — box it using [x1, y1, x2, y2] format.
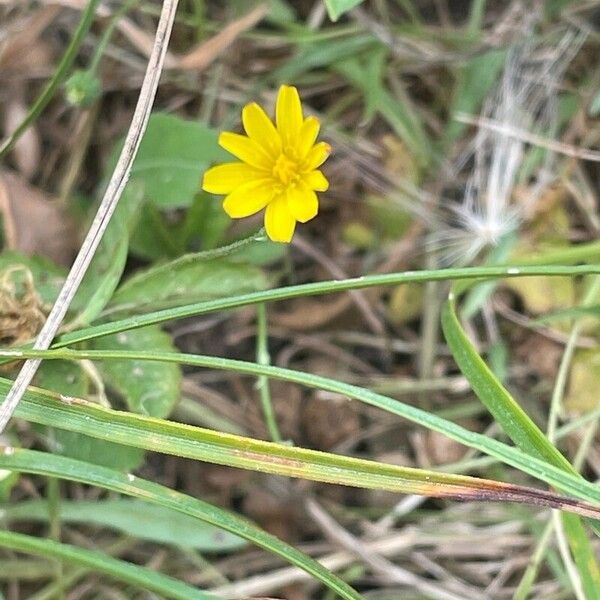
[0, 530, 214, 600]
[441, 297, 573, 469]
[54, 261, 600, 350]
[441, 296, 600, 589]
[0, 448, 361, 600]
[561, 512, 600, 599]
[6, 362, 600, 509]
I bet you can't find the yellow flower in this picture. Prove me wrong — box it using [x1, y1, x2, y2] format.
[202, 85, 331, 243]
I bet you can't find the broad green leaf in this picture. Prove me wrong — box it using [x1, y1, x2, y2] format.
[35, 359, 88, 398]
[129, 202, 184, 260]
[0, 448, 361, 600]
[129, 193, 230, 261]
[324, 0, 364, 20]
[91, 326, 181, 418]
[35, 359, 144, 470]
[0, 530, 216, 600]
[47, 429, 145, 471]
[5, 499, 246, 552]
[228, 237, 287, 266]
[180, 192, 230, 251]
[109, 256, 267, 315]
[71, 181, 145, 325]
[109, 113, 229, 210]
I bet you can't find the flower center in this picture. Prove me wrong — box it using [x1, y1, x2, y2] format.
[272, 154, 299, 187]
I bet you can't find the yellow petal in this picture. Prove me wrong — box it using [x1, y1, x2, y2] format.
[219, 132, 272, 169]
[265, 195, 296, 242]
[223, 179, 275, 218]
[296, 116, 320, 158]
[286, 183, 318, 223]
[302, 170, 329, 192]
[302, 141, 331, 171]
[242, 102, 281, 157]
[202, 162, 263, 195]
[276, 85, 303, 147]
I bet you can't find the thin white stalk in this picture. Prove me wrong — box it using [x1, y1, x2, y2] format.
[0, 0, 180, 433]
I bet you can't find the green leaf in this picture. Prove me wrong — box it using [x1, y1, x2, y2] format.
[35, 359, 88, 398]
[0, 448, 361, 600]
[49, 429, 145, 471]
[71, 181, 145, 325]
[441, 296, 600, 570]
[5, 499, 246, 552]
[324, 0, 364, 21]
[35, 359, 144, 471]
[109, 113, 229, 210]
[182, 192, 230, 251]
[128, 202, 184, 260]
[0, 530, 217, 600]
[561, 512, 600, 599]
[228, 237, 287, 266]
[91, 326, 181, 418]
[441, 298, 575, 468]
[109, 256, 268, 315]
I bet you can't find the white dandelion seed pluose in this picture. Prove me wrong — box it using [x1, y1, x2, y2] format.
[434, 23, 585, 265]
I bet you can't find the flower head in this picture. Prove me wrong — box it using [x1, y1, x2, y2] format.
[202, 85, 331, 243]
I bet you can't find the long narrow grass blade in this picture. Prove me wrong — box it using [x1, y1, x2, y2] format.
[5, 365, 600, 510]
[442, 294, 600, 564]
[441, 296, 573, 469]
[0, 530, 214, 600]
[0, 448, 361, 600]
[54, 260, 600, 349]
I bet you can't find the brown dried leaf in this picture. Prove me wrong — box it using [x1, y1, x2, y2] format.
[116, 17, 178, 67]
[177, 4, 268, 71]
[0, 266, 46, 350]
[0, 170, 76, 265]
[38, 1, 265, 72]
[0, 5, 58, 72]
[272, 295, 351, 330]
[36, 0, 178, 65]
